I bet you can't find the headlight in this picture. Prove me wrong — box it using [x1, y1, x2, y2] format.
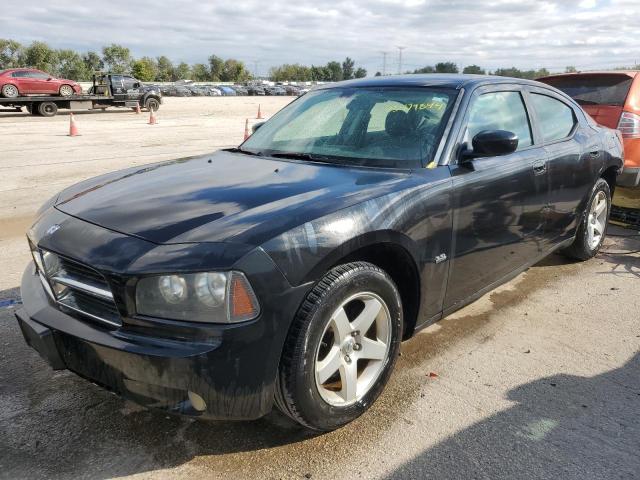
[135, 271, 260, 323]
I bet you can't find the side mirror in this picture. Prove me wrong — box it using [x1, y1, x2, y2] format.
[134, 82, 141, 88]
[47, 77, 52, 81]
[252, 121, 265, 133]
[465, 130, 518, 159]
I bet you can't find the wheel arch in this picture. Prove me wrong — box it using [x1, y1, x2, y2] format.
[143, 93, 161, 109]
[601, 164, 618, 196]
[300, 230, 422, 340]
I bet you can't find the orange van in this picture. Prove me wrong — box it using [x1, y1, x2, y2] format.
[539, 71, 640, 187]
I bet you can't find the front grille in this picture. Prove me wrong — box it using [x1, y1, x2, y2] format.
[34, 249, 122, 328]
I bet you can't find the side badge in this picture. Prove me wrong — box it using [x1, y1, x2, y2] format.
[434, 253, 447, 264]
[45, 224, 61, 237]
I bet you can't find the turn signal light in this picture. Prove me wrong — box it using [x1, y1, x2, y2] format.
[230, 272, 260, 321]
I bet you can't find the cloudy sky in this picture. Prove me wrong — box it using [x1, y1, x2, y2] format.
[2, 0, 639, 75]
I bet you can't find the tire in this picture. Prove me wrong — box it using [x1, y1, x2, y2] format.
[275, 262, 402, 431]
[1, 83, 19, 98]
[37, 102, 58, 117]
[145, 98, 160, 111]
[562, 178, 611, 261]
[59, 85, 74, 97]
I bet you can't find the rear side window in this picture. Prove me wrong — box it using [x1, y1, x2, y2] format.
[541, 74, 632, 107]
[29, 72, 49, 79]
[465, 91, 533, 150]
[11, 71, 29, 78]
[530, 94, 576, 143]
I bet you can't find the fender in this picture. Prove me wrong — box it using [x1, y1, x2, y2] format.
[300, 229, 421, 285]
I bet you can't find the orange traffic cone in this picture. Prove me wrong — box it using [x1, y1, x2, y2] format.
[68, 113, 79, 137]
[135, 103, 141, 114]
[243, 118, 250, 141]
[148, 109, 157, 125]
[256, 104, 263, 119]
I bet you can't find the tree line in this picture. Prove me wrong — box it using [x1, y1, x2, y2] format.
[3, 38, 639, 83]
[397, 61, 553, 79]
[0, 38, 368, 83]
[269, 58, 367, 82]
[0, 39, 253, 82]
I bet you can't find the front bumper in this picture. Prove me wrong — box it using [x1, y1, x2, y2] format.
[17, 258, 310, 420]
[617, 166, 640, 188]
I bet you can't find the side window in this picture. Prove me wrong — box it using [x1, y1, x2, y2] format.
[530, 93, 576, 143]
[12, 71, 28, 78]
[30, 72, 50, 79]
[122, 76, 137, 90]
[465, 91, 533, 151]
[111, 75, 124, 88]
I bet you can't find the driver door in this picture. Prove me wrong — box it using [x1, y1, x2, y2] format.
[444, 86, 549, 309]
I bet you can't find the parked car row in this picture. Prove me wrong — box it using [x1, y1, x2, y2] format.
[152, 83, 309, 97]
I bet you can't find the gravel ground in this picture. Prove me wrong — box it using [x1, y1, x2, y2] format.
[0, 97, 638, 480]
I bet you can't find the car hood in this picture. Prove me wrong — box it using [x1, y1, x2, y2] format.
[54, 151, 416, 245]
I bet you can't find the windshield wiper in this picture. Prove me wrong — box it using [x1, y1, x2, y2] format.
[224, 147, 262, 156]
[269, 152, 334, 163]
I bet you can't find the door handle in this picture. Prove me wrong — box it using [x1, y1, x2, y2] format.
[532, 160, 547, 175]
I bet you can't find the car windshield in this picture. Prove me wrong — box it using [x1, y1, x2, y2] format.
[541, 74, 633, 107]
[242, 87, 457, 168]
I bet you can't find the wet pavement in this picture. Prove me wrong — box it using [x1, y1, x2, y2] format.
[1, 226, 638, 480]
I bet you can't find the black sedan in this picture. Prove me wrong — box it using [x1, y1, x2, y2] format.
[16, 75, 623, 431]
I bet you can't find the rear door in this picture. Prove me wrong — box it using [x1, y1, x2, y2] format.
[110, 75, 125, 101]
[12, 70, 35, 93]
[445, 85, 550, 308]
[527, 88, 594, 244]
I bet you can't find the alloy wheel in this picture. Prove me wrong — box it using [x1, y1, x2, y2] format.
[314, 292, 391, 406]
[2, 84, 18, 98]
[587, 191, 607, 249]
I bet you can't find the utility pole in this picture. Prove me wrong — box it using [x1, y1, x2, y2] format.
[253, 61, 259, 79]
[380, 51, 388, 76]
[397, 46, 406, 75]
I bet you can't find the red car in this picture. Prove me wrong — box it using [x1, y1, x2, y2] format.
[0, 68, 82, 98]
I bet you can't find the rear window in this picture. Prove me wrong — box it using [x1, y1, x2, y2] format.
[540, 74, 632, 107]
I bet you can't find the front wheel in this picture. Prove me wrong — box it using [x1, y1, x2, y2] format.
[144, 98, 160, 111]
[59, 85, 74, 97]
[275, 262, 402, 431]
[562, 178, 611, 261]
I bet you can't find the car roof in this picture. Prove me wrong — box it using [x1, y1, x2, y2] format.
[1, 68, 41, 73]
[319, 73, 547, 90]
[539, 71, 638, 80]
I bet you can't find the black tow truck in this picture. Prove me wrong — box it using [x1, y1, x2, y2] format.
[0, 73, 162, 117]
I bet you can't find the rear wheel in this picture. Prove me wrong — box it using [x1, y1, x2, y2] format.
[37, 102, 58, 117]
[275, 262, 402, 431]
[562, 178, 611, 260]
[59, 85, 74, 97]
[1, 84, 19, 98]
